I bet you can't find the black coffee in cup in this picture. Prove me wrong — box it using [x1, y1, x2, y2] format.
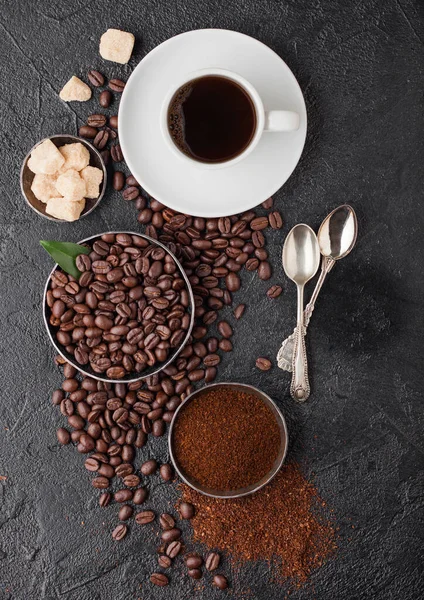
[167, 76, 257, 164]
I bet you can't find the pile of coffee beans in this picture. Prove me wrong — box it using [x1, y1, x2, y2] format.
[53, 357, 228, 589]
[46, 233, 192, 379]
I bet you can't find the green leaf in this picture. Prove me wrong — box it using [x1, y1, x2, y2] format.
[40, 240, 90, 279]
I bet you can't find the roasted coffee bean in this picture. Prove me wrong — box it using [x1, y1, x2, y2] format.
[205, 366, 217, 382]
[63, 377, 79, 392]
[77, 433, 95, 453]
[92, 476, 110, 489]
[106, 366, 126, 379]
[57, 427, 70, 445]
[217, 321, 233, 338]
[218, 217, 231, 234]
[122, 186, 140, 201]
[150, 573, 168, 587]
[99, 492, 111, 507]
[87, 114, 107, 127]
[255, 248, 268, 261]
[99, 90, 112, 108]
[109, 115, 118, 129]
[112, 523, 127, 541]
[219, 339, 232, 352]
[185, 553, 203, 569]
[267, 284, 283, 298]
[93, 129, 109, 150]
[205, 552, 220, 571]
[140, 459, 158, 475]
[135, 510, 155, 525]
[79, 125, 98, 138]
[115, 463, 134, 478]
[161, 527, 181, 542]
[133, 487, 148, 504]
[123, 474, 140, 488]
[234, 304, 245, 319]
[262, 197, 273, 209]
[113, 171, 125, 191]
[160, 513, 175, 530]
[203, 354, 220, 367]
[98, 464, 114, 478]
[213, 574, 228, 589]
[166, 540, 182, 558]
[152, 420, 166, 437]
[111, 143, 123, 162]
[188, 568, 202, 579]
[251, 216, 269, 230]
[52, 389, 65, 405]
[225, 272, 240, 292]
[256, 357, 272, 371]
[109, 78, 126, 92]
[84, 457, 99, 472]
[88, 70, 104, 87]
[76, 254, 92, 273]
[252, 230, 265, 248]
[126, 175, 138, 186]
[246, 257, 259, 271]
[206, 337, 218, 353]
[159, 463, 173, 481]
[188, 368, 204, 382]
[119, 504, 133, 521]
[269, 210, 283, 229]
[258, 261, 272, 280]
[114, 489, 133, 503]
[158, 555, 172, 568]
[179, 501, 195, 519]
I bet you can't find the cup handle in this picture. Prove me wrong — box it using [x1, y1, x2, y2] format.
[264, 111, 300, 132]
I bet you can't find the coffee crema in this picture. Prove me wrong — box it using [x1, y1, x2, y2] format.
[167, 75, 257, 164]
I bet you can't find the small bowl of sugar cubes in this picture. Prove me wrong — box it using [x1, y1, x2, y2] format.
[21, 134, 107, 222]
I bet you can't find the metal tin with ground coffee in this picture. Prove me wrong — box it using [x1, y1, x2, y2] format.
[170, 383, 286, 496]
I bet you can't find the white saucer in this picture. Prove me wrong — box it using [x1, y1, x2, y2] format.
[119, 29, 307, 217]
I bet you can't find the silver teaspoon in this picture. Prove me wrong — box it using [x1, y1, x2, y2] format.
[282, 224, 320, 402]
[277, 205, 358, 372]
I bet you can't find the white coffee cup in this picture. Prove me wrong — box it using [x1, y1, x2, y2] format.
[160, 68, 300, 169]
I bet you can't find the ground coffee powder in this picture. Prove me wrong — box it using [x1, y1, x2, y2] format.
[173, 386, 281, 491]
[180, 461, 336, 585]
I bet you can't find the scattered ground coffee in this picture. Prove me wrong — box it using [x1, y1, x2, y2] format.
[181, 461, 336, 585]
[172, 386, 281, 491]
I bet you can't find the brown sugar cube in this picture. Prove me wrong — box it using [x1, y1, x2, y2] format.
[59, 76, 91, 102]
[59, 143, 90, 172]
[45, 198, 85, 222]
[30, 174, 58, 203]
[55, 169, 86, 201]
[80, 166, 103, 199]
[27, 139, 65, 175]
[99, 29, 135, 64]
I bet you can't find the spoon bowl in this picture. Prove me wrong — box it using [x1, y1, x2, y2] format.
[318, 204, 358, 260]
[283, 224, 320, 285]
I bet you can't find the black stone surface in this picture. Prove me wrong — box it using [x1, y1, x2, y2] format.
[0, 1, 423, 598]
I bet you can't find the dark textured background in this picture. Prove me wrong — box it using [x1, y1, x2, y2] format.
[1, 1, 423, 598]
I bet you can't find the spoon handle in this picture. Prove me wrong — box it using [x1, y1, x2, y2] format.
[290, 323, 310, 401]
[304, 256, 335, 325]
[290, 285, 310, 401]
[277, 256, 335, 373]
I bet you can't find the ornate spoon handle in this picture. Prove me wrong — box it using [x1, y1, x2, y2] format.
[277, 256, 335, 373]
[290, 324, 310, 401]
